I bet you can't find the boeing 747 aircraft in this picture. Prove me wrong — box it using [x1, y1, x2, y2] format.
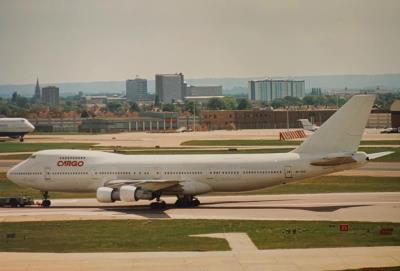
[0, 118, 35, 142]
[7, 95, 392, 208]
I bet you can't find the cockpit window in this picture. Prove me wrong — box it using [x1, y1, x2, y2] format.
[30, 155, 36, 159]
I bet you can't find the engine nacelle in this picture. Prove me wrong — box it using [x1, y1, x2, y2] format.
[120, 185, 138, 202]
[120, 185, 154, 202]
[96, 187, 120, 203]
[179, 181, 212, 195]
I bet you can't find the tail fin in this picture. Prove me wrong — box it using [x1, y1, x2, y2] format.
[293, 95, 375, 155]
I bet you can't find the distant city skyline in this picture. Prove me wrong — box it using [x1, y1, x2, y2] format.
[0, 0, 399, 84]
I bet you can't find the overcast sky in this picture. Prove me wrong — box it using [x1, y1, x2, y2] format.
[0, 0, 399, 84]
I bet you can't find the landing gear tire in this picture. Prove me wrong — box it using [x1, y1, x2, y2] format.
[41, 191, 51, 208]
[150, 200, 166, 209]
[42, 199, 51, 208]
[174, 196, 200, 208]
[19, 136, 24, 142]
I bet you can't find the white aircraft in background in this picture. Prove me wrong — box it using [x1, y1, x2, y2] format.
[0, 118, 35, 142]
[298, 118, 319, 132]
[7, 95, 392, 208]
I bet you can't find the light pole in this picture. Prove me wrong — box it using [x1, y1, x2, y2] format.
[286, 106, 289, 132]
[193, 102, 196, 132]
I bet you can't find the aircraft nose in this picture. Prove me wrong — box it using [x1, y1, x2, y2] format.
[28, 123, 35, 132]
[6, 166, 14, 181]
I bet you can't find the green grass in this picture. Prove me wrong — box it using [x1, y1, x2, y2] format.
[0, 153, 31, 160]
[0, 220, 398, 252]
[181, 140, 400, 146]
[0, 143, 95, 153]
[217, 176, 400, 195]
[181, 139, 302, 146]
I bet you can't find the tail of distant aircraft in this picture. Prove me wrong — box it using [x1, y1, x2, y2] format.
[293, 95, 375, 155]
[298, 119, 317, 131]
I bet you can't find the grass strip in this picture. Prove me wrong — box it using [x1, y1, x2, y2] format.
[0, 220, 398, 252]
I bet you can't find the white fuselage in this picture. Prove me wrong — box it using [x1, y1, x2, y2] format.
[0, 118, 35, 137]
[7, 149, 368, 195]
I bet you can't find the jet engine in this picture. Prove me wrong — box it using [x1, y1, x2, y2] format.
[96, 187, 120, 203]
[120, 185, 154, 201]
[97, 186, 155, 203]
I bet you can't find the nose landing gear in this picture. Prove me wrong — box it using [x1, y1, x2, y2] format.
[41, 191, 51, 208]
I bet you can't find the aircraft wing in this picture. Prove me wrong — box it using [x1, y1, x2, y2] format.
[104, 179, 180, 191]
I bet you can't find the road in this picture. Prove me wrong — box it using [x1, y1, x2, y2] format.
[11, 128, 400, 147]
[1, 192, 399, 222]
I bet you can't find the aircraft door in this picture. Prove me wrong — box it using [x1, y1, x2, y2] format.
[44, 167, 51, 181]
[284, 166, 293, 178]
[154, 167, 162, 179]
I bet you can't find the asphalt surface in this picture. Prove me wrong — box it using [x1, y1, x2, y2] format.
[1, 245, 399, 271]
[1, 192, 399, 222]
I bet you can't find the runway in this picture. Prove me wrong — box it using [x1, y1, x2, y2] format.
[1, 192, 399, 222]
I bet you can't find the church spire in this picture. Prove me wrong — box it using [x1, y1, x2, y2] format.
[34, 77, 41, 99]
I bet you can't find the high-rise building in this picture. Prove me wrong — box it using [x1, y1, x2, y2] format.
[41, 86, 59, 106]
[126, 78, 148, 102]
[155, 73, 185, 103]
[311, 88, 322, 96]
[248, 79, 305, 102]
[186, 85, 223, 97]
[34, 78, 41, 99]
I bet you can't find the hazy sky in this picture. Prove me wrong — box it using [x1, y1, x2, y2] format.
[0, 0, 399, 84]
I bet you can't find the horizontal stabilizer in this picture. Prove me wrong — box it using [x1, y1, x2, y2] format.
[367, 151, 394, 160]
[310, 156, 356, 166]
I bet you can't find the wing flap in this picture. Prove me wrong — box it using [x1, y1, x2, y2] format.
[104, 179, 180, 191]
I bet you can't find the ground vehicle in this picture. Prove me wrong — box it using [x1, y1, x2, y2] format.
[0, 197, 34, 207]
[381, 127, 399, 133]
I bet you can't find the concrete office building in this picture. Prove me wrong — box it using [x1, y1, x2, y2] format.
[155, 73, 185, 103]
[248, 79, 305, 102]
[126, 78, 148, 102]
[41, 86, 59, 106]
[186, 85, 223, 96]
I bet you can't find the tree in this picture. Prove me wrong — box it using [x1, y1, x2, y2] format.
[81, 110, 90, 118]
[154, 95, 161, 107]
[237, 98, 252, 110]
[129, 102, 141, 112]
[222, 97, 237, 109]
[207, 98, 226, 110]
[271, 98, 287, 108]
[106, 102, 123, 114]
[162, 103, 177, 112]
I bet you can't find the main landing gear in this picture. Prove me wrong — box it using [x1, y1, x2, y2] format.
[174, 195, 200, 208]
[19, 136, 24, 142]
[41, 191, 51, 208]
[150, 195, 166, 209]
